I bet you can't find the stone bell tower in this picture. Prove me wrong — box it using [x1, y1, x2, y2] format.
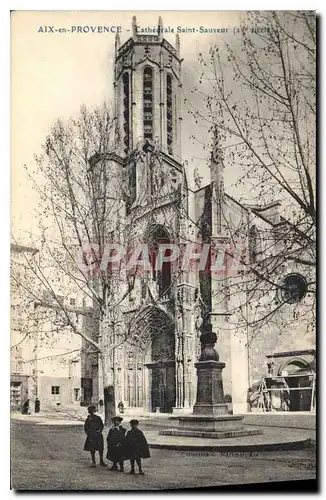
[113, 17, 184, 210]
[114, 16, 182, 158]
[107, 17, 201, 415]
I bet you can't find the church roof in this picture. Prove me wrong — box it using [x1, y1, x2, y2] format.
[192, 180, 280, 227]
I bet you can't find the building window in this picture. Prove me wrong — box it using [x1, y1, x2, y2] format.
[70, 298, 76, 306]
[280, 274, 307, 304]
[143, 67, 153, 140]
[51, 386, 60, 395]
[123, 72, 130, 155]
[166, 74, 173, 154]
[74, 388, 80, 401]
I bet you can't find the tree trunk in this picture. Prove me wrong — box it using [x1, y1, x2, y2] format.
[104, 385, 115, 426]
[99, 302, 123, 425]
[101, 353, 116, 425]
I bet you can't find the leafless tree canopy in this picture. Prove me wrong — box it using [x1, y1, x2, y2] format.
[184, 11, 316, 336]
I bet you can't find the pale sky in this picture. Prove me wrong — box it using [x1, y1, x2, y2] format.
[11, 10, 245, 245]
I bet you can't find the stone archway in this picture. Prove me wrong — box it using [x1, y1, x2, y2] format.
[278, 358, 313, 411]
[278, 357, 312, 376]
[130, 305, 176, 413]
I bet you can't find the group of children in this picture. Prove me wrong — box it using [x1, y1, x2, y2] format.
[83, 405, 150, 475]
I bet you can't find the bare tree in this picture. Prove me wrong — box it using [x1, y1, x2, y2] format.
[12, 102, 191, 421]
[11, 103, 143, 422]
[184, 11, 316, 338]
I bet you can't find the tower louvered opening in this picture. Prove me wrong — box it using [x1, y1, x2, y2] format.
[166, 74, 173, 154]
[143, 67, 153, 140]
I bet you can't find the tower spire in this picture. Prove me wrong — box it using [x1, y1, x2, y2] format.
[132, 16, 137, 38]
[115, 32, 120, 57]
[158, 16, 163, 41]
[175, 34, 180, 57]
[211, 125, 223, 166]
[210, 125, 224, 232]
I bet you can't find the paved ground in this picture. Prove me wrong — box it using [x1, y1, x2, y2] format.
[11, 420, 316, 491]
[11, 411, 316, 451]
[240, 412, 316, 430]
[11, 409, 316, 428]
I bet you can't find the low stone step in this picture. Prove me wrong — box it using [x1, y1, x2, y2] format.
[168, 414, 246, 432]
[159, 428, 263, 439]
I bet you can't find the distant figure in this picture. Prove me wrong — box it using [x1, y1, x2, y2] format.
[106, 416, 126, 472]
[125, 419, 150, 475]
[99, 399, 104, 412]
[22, 399, 29, 415]
[83, 405, 106, 468]
[267, 361, 275, 376]
[118, 401, 124, 414]
[34, 398, 40, 413]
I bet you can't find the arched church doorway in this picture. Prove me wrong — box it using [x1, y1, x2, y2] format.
[130, 305, 176, 413]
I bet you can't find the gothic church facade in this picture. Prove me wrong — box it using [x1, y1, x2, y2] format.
[89, 17, 315, 415]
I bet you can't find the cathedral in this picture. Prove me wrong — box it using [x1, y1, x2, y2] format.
[84, 17, 315, 415]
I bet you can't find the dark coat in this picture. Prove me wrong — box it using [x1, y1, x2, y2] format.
[125, 427, 150, 460]
[22, 400, 29, 415]
[83, 414, 104, 452]
[106, 425, 126, 463]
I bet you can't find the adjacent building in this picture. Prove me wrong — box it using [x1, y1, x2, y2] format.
[11, 244, 87, 412]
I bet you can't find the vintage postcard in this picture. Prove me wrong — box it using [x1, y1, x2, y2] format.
[11, 10, 316, 491]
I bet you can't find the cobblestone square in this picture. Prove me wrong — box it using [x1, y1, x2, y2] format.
[11, 420, 316, 491]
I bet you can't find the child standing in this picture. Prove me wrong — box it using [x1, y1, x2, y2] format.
[83, 405, 106, 468]
[106, 416, 126, 472]
[125, 419, 150, 475]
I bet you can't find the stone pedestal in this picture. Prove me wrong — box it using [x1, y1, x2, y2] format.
[168, 414, 244, 431]
[159, 321, 262, 440]
[193, 360, 228, 416]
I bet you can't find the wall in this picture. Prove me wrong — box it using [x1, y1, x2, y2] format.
[248, 302, 316, 387]
[38, 376, 81, 409]
[10, 374, 29, 412]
